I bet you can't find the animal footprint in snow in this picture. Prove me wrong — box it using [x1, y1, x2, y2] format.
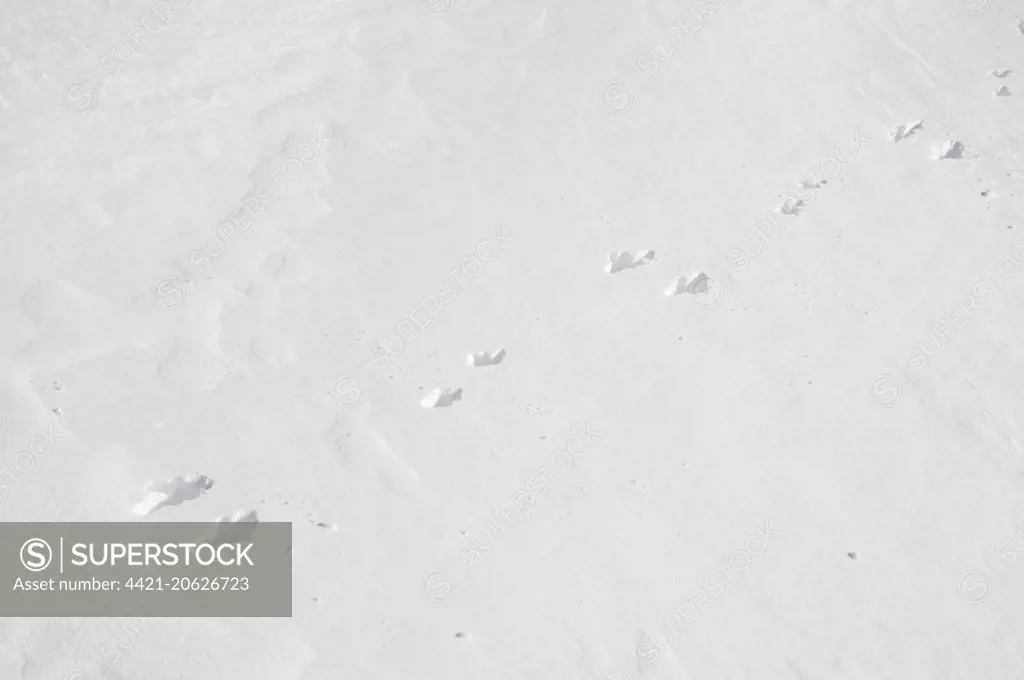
[421, 387, 463, 408]
[996, 85, 1011, 96]
[933, 139, 965, 160]
[993, 69, 1011, 78]
[890, 120, 923, 142]
[665, 275, 689, 297]
[665, 271, 712, 297]
[778, 197, 806, 216]
[605, 250, 655, 274]
[132, 473, 214, 516]
[467, 349, 506, 367]
[201, 509, 259, 544]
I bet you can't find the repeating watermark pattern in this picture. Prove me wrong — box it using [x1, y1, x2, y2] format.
[62, 0, 192, 113]
[64, 616, 161, 680]
[600, 524, 780, 680]
[421, 0, 455, 15]
[959, 0, 992, 15]
[697, 127, 872, 309]
[957, 569, 991, 603]
[601, 81, 634, 114]
[152, 128, 331, 310]
[152, 263, 199, 312]
[329, 226, 511, 409]
[869, 240, 1024, 409]
[635, 521, 781, 665]
[602, 671, 635, 680]
[957, 503, 1024, 604]
[868, 374, 902, 409]
[637, 0, 728, 76]
[688, 272, 727, 309]
[0, 421, 69, 505]
[983, 430, 1024, 471]
[600, 0, 729, 116]
[420, 421, 605, 603]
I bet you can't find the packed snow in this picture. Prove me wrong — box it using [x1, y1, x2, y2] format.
[2, 0, 1024, 678]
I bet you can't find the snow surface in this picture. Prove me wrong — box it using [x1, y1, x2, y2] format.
[3, 0, 1024, 678]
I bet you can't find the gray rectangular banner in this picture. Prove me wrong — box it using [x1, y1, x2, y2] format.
[0, 522, 291, 617]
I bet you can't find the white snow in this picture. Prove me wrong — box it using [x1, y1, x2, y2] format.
[2, 0, 1024, 678]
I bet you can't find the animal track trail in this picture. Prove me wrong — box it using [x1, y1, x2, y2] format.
[132, 473, 214, 516]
